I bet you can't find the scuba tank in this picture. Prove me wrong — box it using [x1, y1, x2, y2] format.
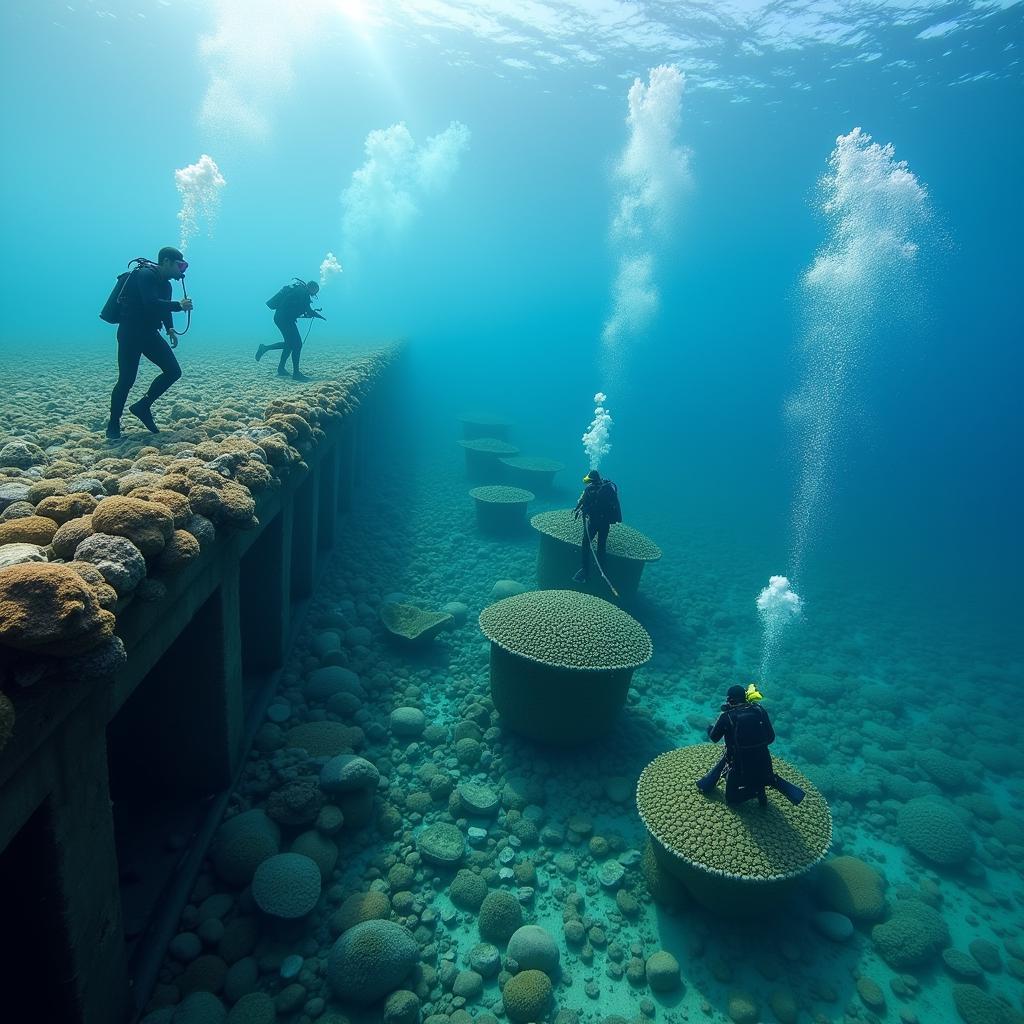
[99, 257, 156, 324]
[99, 257, 191, 334]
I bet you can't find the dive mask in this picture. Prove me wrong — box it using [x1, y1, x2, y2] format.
[175, 260, 189, 276]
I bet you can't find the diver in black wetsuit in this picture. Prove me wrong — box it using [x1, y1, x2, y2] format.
[256, 279, 324, 381]
[696, 684, 805, 808]
[106, 247, 193, 440]
[572, 469, 622, 583]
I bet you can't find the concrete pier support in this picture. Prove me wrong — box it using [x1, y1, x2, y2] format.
[0, 362, 397, 1024]
[290, 468, 319, 600]
[240, 504, 291, 676]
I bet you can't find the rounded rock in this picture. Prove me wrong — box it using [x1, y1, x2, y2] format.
[507, 925, 560, 977]
[251, 853, 321, 919]
[327, 920, 420, 1005]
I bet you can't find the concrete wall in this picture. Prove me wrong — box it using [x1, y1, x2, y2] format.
[0, 369, 390, 1024]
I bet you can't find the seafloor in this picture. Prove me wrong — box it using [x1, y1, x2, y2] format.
[2, 348, 1023, 1024]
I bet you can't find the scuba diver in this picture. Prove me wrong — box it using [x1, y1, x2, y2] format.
[103, 247, 193, 440]
[696, 684, 805, 808]
[256, 278, 325, 381]
[572, 469, 622, 584]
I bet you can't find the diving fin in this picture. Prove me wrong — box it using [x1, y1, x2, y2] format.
[772, 775, 805, 806]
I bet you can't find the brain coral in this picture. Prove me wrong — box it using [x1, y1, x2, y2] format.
[34, 492, 99, 525]
[51, 516, 96, 560]
[502, 969, 553, 1023]
[157, 530, 201, 572]
[898, 798, 974, 866]
[951, 983, 1024, 1024]
[331, 890, 391, 934]
[209, 809, 281, 886]
[636, 744, 832, 912]
[0, 515, 60, 546]
[327, 919, 420, 1004]
[816, 856, 887, 921]
[92, 495, 175, 557]
[0, 562, 115, 657]
[479, 590, 652, 671]
[871, 899, 950, 968]
[450, 869, 489, 911]
[478, 890, 524, 944]
[251, 853, 321, 919]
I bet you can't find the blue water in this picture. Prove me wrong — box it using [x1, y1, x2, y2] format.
[2, 1, 1023, 1020]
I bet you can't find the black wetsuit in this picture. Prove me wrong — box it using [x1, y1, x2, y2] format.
[266, 283, 314, 373]
[574, 479, 622, 579]
[110, 266, 182, 423]
[707, 702, 777, 806]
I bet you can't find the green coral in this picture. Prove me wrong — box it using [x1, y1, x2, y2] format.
[898, 798, 974, 866]
[380, 602, 453, 643]
[816, 856, 887, 921]
[469, 486, 535, 504]
[479, 590, 652, 743]
[499, 456, 564, 473]
[871, 899, 950, 968]
[450, 869, 489, 911]
[636, 745, 832, 913]
[952, 983, 1024, 1024]
[331, 890, 391, 934]
[251, 853, 321, 919]
[502, 969, 553, 1023]
[470, 486, 535, 534]
[478, 890, 524, 944]
[457, 437, 518, 454]
[479, 590, 652, 670]
[531, 509, 662, 561]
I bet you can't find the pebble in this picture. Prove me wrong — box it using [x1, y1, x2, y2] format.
[169, 932, 202, 962]
[267, 701, 291, 723]
[598, 861, 625, 889]
[468, 827, 488, 845]
[280, 954, 304, 980]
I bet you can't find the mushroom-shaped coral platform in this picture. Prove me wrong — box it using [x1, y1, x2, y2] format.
[636, 744, 832, 915]
[469, 485, 535, 535]
[498, 456, 564, 493]
[530, 509, 661, 603]
[478, 589, 652, 744]
[458, 413, 513, 440]
[457, 438, 520, 483]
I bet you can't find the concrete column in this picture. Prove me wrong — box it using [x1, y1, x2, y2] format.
[291, 469, 319, 600]
[240, 504, 291, 675]
[317, 440, 339, 552]
[338, 420, 355, 516]
[3, 698, 132, 1024]
[109, 568, 244, 795]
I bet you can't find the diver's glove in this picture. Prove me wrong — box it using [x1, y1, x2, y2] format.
[572, 507, 581, 520]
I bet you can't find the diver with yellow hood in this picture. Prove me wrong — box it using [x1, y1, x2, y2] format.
[571, 468, 622, 584]
[696, 683, 805, 808]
